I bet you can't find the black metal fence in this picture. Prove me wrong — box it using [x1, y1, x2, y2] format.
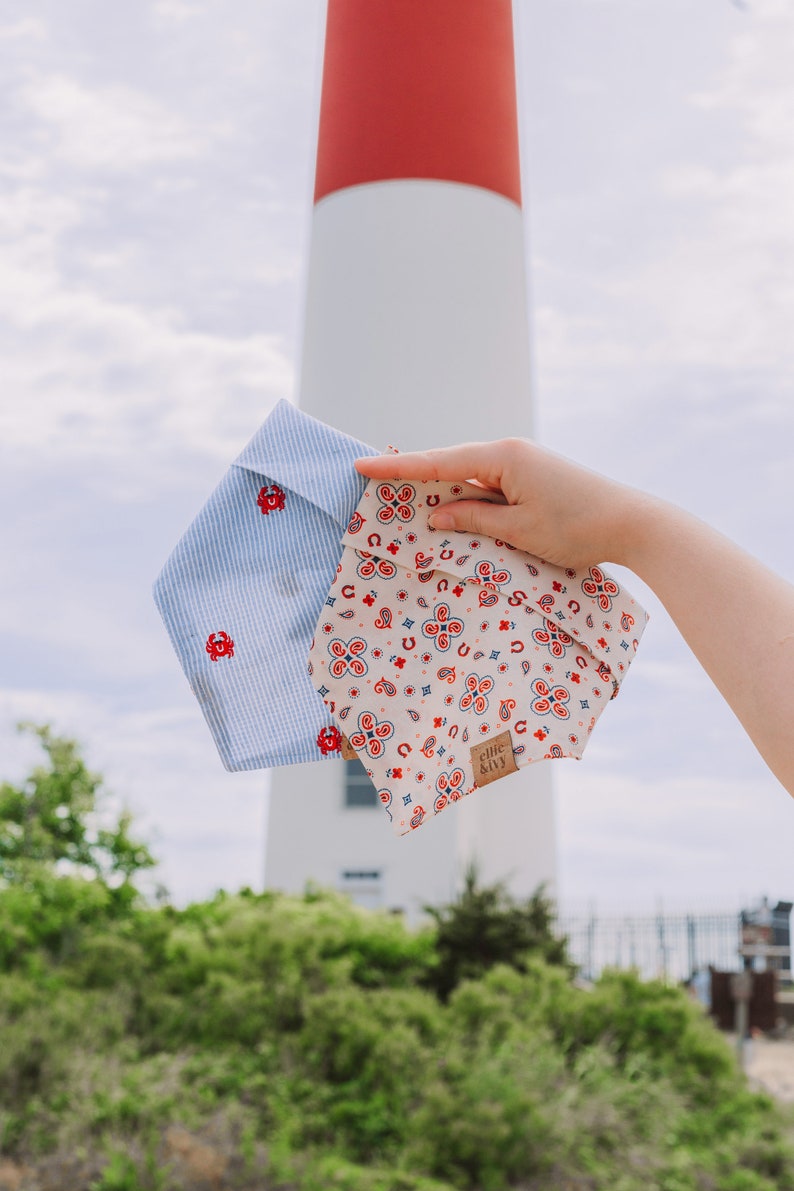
[554, 910, 743, 983]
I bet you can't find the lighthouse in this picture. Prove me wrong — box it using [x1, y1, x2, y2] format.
[264, 0, 557, 916]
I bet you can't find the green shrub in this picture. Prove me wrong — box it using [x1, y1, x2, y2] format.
[423, 865, 571, 1001]
[90, 1151, 142, 1191]
[3, 730, 794, 1189]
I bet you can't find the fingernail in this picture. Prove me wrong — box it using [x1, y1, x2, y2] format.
[429, 513, 454, 530]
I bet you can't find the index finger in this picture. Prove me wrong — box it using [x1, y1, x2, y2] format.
[355, 442, 507, 488]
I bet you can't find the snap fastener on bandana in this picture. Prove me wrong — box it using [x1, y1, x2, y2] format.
[308, 472, 649, 835]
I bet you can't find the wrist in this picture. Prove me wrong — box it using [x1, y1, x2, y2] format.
[602, 487, 668, 572]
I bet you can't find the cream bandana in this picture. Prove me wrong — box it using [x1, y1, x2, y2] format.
[308, 473, 649, 835]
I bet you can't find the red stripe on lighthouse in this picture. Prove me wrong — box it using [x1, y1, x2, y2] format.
[314, 0, 522, 206]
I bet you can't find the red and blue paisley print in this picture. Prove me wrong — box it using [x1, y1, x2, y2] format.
[309, 472, 648, 837]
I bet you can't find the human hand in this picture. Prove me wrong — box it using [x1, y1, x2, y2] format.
[361, 439, 794, 797]
[355, 438, 653, 571]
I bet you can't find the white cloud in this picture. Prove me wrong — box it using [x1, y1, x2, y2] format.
[625, 6, 794, 371]
[556, 765, 791, 912]
[0, 18, 47, 41]
[525, 3, 794, 383]
[151, 0, 205, 26]
[0, 276, 293, 466]
[0, 55, 297, 483]
[0, 688, 268, 905]
[20, 74, 211, 172]
[0, 178, 294, 471]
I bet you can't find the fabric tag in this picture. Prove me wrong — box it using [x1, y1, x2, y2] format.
[340, 734, 358, 761]
[470, 731, 518, 787]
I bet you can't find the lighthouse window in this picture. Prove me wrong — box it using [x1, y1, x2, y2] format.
[339, 868, 383, 910]
[344, 758, 379, 808]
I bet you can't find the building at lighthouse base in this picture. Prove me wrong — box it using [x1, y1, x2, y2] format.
[265, 755, 556, 921]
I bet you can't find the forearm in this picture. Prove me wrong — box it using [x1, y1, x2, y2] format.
[619, 495, 794, 794]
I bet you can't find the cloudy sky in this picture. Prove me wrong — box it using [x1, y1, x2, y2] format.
[2, 0, 793, 912]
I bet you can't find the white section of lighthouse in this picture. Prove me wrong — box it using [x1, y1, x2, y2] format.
[265, 0, 557, 916]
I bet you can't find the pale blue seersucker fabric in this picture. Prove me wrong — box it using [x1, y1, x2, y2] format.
[153, 400, 378, 771]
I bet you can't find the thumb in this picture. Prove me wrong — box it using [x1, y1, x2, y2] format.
[429, 498, 516, 542]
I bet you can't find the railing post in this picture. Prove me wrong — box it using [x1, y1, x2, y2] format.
[687, 914, 697, 980]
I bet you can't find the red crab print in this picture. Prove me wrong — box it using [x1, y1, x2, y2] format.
[256, 484, 286, 515]
[316, 725, 342, 755]
[206, 631, 234, 661]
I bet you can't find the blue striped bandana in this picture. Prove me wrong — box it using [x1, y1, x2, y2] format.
[153, 400, 378, 771]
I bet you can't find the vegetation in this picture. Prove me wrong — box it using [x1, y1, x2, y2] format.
[422, 863, 571, 1001]
[0, 726, 792, 1190]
